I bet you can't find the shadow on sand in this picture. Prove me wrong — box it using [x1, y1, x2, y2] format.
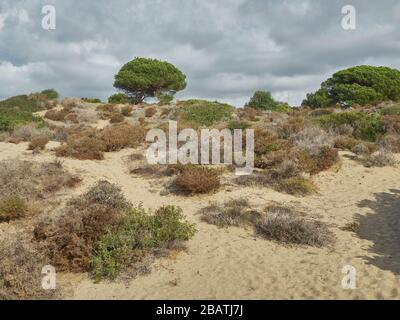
[357, 189, 400, 275]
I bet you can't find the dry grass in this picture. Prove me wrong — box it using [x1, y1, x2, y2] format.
[378, 134, 400, 153]
[200, 198, 261, 227]
[256, 206, 334, 247]
[275, 178, 316, 196]
[45, 108, 73, 122]
[334, 135, 359, 150]
[110, 113, 125, 124]
[290, 126, 334, 156]
[10, 123, 53, 142]
[100, 123, 146, 152]
[174, 166, 221, 194]
[0, 160, 81, 200]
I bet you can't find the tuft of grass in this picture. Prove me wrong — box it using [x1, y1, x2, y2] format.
[200, 198, 261, 227]
[121, 106, 133, 117]
[275, 178, 316, 196]
[174, 166, 221, 194]
[145, 107, 157, 118]
[0, 197, 28, 223]
[91, 204, 196, 281]
[380, 105, 400, 116]
[256, 206, 334, 247]
[110, 113, 125, 124]
[362, 150, 397, 167]
[178, 100, 233, 126]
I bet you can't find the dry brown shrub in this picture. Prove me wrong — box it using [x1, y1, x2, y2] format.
[378, 134, 400, 153]
[0, 237, 58, 300]
[109, 113, 125, 124]
[256, 206, 334, 247]
[145, 107, 157, 118]
[277, 116, 309, 139]
[45, 108, 72, 122]
[121, 106, 133, 117]
[56, 129, 106, 160]
[174, 166, 221, 194]
[382, 115, 400, 134]
[275, 178, 316, 196]
[0, 160, 81, 200]
[239, 107, 261, 121]
[0, 196, 28, 223]
[61, 98, 78, 110]
[100, 124, 146, 152]
[11, 123, 53, 142]
[28, 136, 49, 150]
[96, 104, 117, 113]
[334, 135, 359, 150]
[298, 146, 339, 175]
[33, 181, 127, 272]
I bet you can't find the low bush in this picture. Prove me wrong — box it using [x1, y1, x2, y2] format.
[351, 142, 376, 155]
[298, 146, 339, 175]
[174, 166, 221, 194]
[256, 206, 334, 247]
[34, 181, 128, 273]
[41, 89, 59, 100]
[290, 127, 334, 155]
[10, 123, 53, 142]
[109, 113, 125, 124]
[316, 112, 385, 141]
[56, 129, 106, 160]
[28, 136, 49, 150]
[275, 178, 316, 196]
[91, 204, 196, 281]
[227, 120, 251, 131]
[239, 107, 261, 121]
[121, 106, 133, 116]
[334, 135, 359, 150]
[108, 93, 129, 104]
[378, 134, 400, 153]
[362, 150, 397, 167]
[82, 98, 102, 103]
[100, 123, 146, 152]
[200, 198, 261, 227]
[178, 100, 233, 126]
[0, 237, 57, 300]
[0, 160, 81, 199]
[277, 116, 309, 139]
[157, 93, 174, 105]
[44, 108, 72, 122]
[0, 197, 28, 223]
[145, 107, 157, 118]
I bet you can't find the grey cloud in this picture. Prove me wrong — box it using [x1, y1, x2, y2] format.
[0, 0, 399, 106]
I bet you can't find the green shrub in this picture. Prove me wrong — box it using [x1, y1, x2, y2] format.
[227, 120, 251, 131]
[303, 65, 400, 108]
[316, 112, 385, 141]
[114, 57, 186, 103]
[41, 89, 59, 100]
[0, 95, 45, 131]
[275, 178, 316, 196]
[179, 100, 233, 126]
[91, 205, 196, 281]
[108, 93, 130, 104]
[82, 98, 102, 103]
[157, 93, 174, 105]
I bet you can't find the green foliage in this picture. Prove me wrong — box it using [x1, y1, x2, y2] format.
[317, 112, 385, 141]
[0, 95, 44, 132]
[41, 89, 59, 100]
[247, 91, 277, 110]
[82, 98, 102, 103]
[227, 120, 251, 131]
[247, 91, 291, 112]
[108, 93, 130, 104]
[380, 105, 400, 116]
[303, 66, 400, 108]
[157, 93, 174, 105]
[114, 57, 186, 103]
[91, 205, 196, 281]
[179, 100, 233, 126]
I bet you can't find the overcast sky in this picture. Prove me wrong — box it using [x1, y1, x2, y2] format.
[1, 0, 400, 106]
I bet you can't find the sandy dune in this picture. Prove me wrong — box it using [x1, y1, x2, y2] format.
[1, 141, 399, 300]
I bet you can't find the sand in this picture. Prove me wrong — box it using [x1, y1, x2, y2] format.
[0, 141, 399, 300]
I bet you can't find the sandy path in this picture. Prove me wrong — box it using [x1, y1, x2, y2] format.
[1, 142, 399, 300]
